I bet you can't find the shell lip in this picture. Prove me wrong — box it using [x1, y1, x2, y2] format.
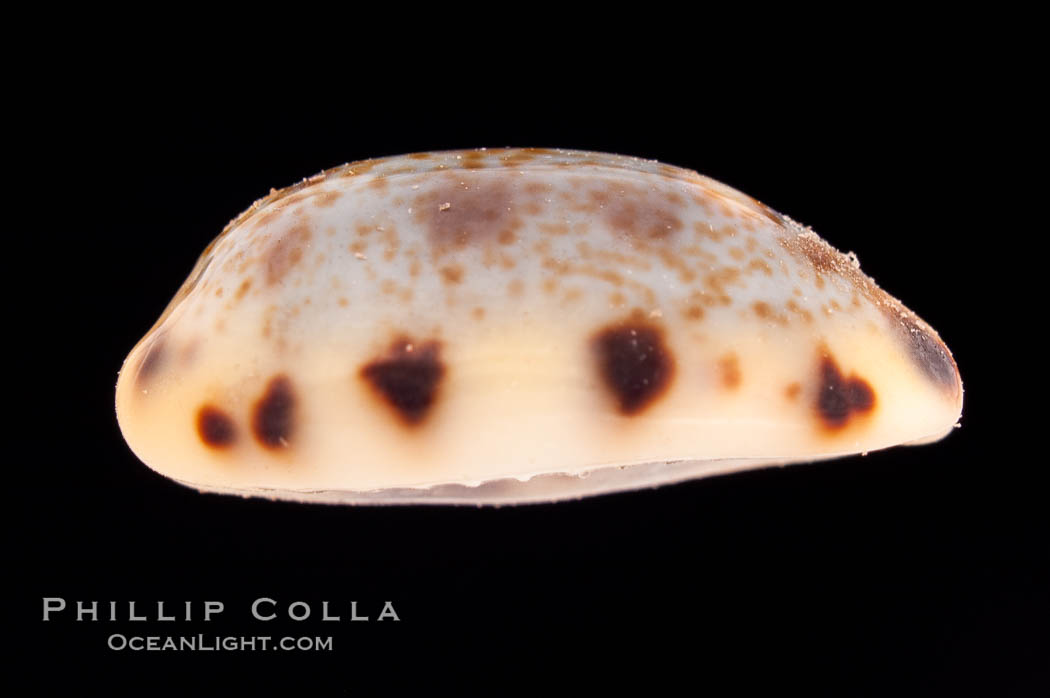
[169, 457, 784, 506]
[164, 429, 957, 506]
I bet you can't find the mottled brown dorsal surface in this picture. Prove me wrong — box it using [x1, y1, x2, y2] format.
[116, 148, 961, 504]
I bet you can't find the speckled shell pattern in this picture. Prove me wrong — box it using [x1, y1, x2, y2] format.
[115, 148, 962, 504]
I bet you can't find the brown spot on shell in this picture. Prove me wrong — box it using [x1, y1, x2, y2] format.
[180, 339, 200, 367]
[591, 184, 684, 242]
[786, 299, 814, 324]
[264, 223, 312, 286]
[539, 222, 571, 235]
[252, 375, 296, 449]
[578, 243, 652, 272]
[315, 190, 342, 208]
[704, 267, 741, 306]
[541, 257, 656, 304]
[562, 287, 584, 305]
[747, 259, 773, 276]
[440, 265, 464, 285]
[592, 316, 675, 415]
[461, 151, 486, 169]
[753, 301, 788, 325]
[693, 221, 729, 242]
[197, 405, 236, 448]
[260, 304, 276, 339]
[360, 339, 445, 426]
[785, 382, 802, 401]
[816, 351, 875, 430]
[235, 278, 253, 301]
[655, 247, 697, 283]
[718, 353, 742, 390]
[414, 174, 524, 253]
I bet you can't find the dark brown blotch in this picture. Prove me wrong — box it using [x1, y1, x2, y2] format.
[816, 351, 875, 430]
[360, 339, 445, 426]
[252, 375, 296, 448]
[197, 405, 236, 448]
[592, 317, 675, 415]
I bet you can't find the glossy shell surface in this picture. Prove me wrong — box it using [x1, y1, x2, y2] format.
[115, 148, 963, 504]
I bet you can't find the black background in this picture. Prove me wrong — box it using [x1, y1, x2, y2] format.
[14, 37, 1044, 696]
